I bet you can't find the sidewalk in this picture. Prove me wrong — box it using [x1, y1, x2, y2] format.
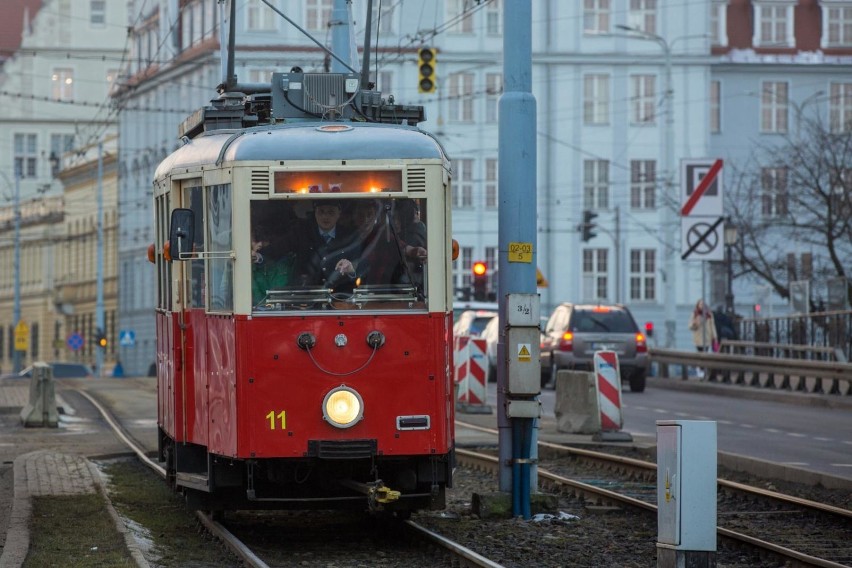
[0, 380, 148, 568]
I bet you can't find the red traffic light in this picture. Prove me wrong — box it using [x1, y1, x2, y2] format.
[644, 321, 654, 337]
[472, 261, 487, 276]
[754, 304, 761, 313]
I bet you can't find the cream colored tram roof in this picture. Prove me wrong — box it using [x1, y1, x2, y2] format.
[155, 122, 447, 179]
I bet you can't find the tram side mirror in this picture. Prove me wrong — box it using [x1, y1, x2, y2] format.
[169, 208, 195, 262]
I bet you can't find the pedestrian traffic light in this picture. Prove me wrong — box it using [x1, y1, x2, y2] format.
[417, 47, 437, 93]
[472, 261, 488, 301]
[581, 210, 598, 242]
[95, 328, 107, 349]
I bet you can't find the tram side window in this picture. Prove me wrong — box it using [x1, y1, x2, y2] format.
[156, 194, 171, 310]
[183, 186, 205, 307]
[207, 183, 233, 311]
[250, 197, 428, 311]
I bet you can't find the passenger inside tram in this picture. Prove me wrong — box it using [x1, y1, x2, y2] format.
[250, 197, 427, 310]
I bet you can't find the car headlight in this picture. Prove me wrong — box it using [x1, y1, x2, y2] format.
[322, 386, 364, 428]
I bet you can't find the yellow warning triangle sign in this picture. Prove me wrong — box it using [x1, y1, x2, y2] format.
[518, 344, 531, 361]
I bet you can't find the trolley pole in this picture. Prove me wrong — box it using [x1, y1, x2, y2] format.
[498, 1, 538, 518]
[95, 142, 105, 378]
[13, 167, 22, 374]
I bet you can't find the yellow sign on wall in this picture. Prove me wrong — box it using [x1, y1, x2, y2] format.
[14, 321, 29, 351]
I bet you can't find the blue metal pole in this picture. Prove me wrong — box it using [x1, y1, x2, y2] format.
[498, 1, 537, 509]
[12, 168, 22, 374]
[330, 0, 352, 74]
[96, 142, 105, 378]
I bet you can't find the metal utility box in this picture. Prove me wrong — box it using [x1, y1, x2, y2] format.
[504, 293, 541, 397]
[656, 420, 717, 553]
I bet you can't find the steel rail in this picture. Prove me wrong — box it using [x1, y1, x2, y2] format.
[76, 389, 271, 568]
[456, 444, 850, 568]
[459, 420, 852, 520]
[78, 389, 503, 568]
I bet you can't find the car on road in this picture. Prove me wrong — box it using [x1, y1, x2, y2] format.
[452, 309, 497, 338]
[541, 303, 649, 392]
[0, 362, 95, 380]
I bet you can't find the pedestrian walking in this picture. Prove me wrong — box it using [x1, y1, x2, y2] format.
[688, 299, 717, 378]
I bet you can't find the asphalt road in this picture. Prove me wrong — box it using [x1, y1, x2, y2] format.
[488, 378, 852, 482]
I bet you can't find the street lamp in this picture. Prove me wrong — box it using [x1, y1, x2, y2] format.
[724, 221, 738, 314]
[0, 169, 22, 373]
[616, 24, 676, 347]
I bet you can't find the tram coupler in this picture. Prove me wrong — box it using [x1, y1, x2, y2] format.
[339, 479, 401, 510]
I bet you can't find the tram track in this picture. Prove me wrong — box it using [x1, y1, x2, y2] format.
[457, 419, 852, 567]
[75, 388, 506, 567]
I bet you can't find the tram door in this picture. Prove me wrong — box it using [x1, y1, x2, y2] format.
[175, 180, 205, 443]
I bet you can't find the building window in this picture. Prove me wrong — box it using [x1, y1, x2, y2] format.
[630, 74, 656, 124]
[449, 73, 474, 122]
[583, 0, 610, 35]
[583, 159, 609, 210]
[761, 81, 788, 133]
[50, 134, 75, 176]
[454, 159, 473, 208]
[446, 0, 474, 34]
[630, 160, 656, 209]
[455, 246, 473, 296]
[486, 0, 502, 35]
[247, 0, 276, 31]
[582, 249, 608, 301]
[830, 167, 852, 214]
[761, 167, 788, 217]
[829, 82, 852, 133]
[306, 0, 332, 32]
[14, 134, 37, 178]
[90, 0, 105, 26]
[629, 249, 656, 301]
[51, 68, 74, 100]
[710, 1, 728, 46]
[824, 3, 852, 47]
[583, 74, 610, 125]
[754, 2, 793, 47]
[485, 158, 498, 209]
[378, 3, 395, 34]
[485, 246, 497, 294]
[628, 0, 656, 34]
[710, 80, 721, 133]
[485, 73, 501, 122]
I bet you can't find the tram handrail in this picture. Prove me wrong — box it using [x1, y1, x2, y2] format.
[649, 348, 852, 381]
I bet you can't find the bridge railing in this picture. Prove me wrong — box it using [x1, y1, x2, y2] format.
[738, 310, 852, 362]
[649, 348, 852, 396]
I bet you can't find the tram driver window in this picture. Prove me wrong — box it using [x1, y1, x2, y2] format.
[250, 197, 428, 311]
[207, 184, 233, 311]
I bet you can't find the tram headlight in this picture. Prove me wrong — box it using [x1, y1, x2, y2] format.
[322, 386, 364, 428]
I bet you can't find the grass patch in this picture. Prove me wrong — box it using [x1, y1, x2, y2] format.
[99, 459, 231, 567]
[26, 494, 134, 567]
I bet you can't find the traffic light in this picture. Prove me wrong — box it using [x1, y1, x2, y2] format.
[644, 321, 654, 338]
[472, 261, 488, 301]
[417, 47, 437, 93]
[581, 210, 598, 242]
[95, 328, 107, 349]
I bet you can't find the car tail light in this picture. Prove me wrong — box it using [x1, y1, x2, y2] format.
[635, 332, 647, 353]
[559, 331, 574, 352]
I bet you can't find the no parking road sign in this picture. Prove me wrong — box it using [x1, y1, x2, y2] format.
[680, 159, 724, 261]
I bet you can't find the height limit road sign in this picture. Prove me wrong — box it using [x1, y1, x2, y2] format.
[680, 159, 724, 261]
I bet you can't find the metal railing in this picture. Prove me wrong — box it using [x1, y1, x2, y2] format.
[738, 310, 852, 362]
[650, 348, 852, 396]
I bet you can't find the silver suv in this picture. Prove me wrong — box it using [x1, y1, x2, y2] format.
[542, 303, 649, 392]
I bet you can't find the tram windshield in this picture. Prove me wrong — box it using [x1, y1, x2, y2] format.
[250, 197, 428, 312]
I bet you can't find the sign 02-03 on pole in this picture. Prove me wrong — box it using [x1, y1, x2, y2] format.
[681, 159, 724, 262]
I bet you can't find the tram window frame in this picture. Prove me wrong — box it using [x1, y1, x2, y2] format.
[249, 196, 428, 313]
[182, 184, 205, 308]
[206, 183, 234, 313]
[155, 194, 172, 311]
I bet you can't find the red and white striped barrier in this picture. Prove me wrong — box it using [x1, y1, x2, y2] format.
[593, 350, 625, 432]
[454, 336, 491, 413]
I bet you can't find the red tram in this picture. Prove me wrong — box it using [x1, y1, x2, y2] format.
[150, 71, 455, 514]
